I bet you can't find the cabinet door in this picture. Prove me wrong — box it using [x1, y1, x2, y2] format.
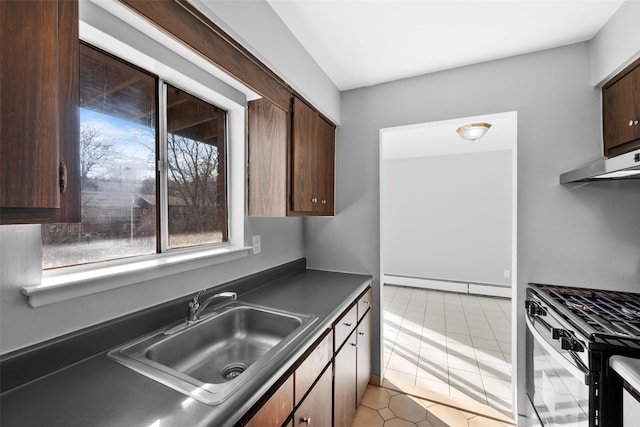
[356, 310, 372, 408]
[316, 117, 335, 215]
[0, 0, 79, 224]
[334, 329, 357, 427]
[247, 98, 289, 217]
[603, 60, 640, 157]
[295, 331, 333, 405]
[291, 97, 318, 213]
[294, 367, 333, 427]
[290, 96, 335, 216]
[245, 375, 293, 427]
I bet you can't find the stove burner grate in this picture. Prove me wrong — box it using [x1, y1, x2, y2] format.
[543, 285, 640, 337]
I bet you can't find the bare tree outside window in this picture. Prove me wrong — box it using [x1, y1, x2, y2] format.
[166, 85, 227, 249]
[80, 124, 116, 179]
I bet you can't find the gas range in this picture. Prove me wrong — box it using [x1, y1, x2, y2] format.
[525, 283, 640, 427]
[530, 284, 640, 349]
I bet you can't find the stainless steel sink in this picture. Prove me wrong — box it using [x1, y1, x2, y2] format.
[108, 301, 316, 405]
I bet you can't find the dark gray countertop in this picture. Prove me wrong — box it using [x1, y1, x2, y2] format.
[0, 269, 372, 427]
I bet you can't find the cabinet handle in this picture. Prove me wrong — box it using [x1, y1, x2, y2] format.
[630, 120, 634, 127]
[321, 199, 326, 204]
[635, 120, 639, 126]
[300, 416, 311, 425]
[344, 322, 353, 327]
[359, 331, 365, 336]
[350, 342, 358, 347]
[311, 197, 318, 203]
[59, 162, 68, 194]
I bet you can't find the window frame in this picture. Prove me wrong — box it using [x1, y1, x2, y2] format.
[23, 0, 252, 308]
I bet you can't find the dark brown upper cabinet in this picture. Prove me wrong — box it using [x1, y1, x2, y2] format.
[602, 57, 640, 158]
[1, 0, 80, 224]
[291, 97, 335, 216]
[248, 97, 335, 217]
[247, 98, 290, 217]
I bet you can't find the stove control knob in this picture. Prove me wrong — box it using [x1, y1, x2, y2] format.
[560, 336, 584, 352]
[552, 328, 564, 340]
[525, 300, 546, 317]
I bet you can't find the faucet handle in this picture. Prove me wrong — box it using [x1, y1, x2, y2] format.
[187, 290, 205, 322]
[189, 290, 205, 310]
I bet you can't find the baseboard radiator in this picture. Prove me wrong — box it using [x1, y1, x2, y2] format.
[383, 274, 511, 298]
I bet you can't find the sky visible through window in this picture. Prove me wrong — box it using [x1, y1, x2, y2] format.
[80, 108, 155, 181]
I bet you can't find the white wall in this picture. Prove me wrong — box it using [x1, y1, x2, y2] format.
[382, 150, 512, 286]
[303, 42, 640, 420]
[590, 0, 640, 86]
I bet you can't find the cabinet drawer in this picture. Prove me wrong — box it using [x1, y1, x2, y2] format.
[357, 288, 372, 321]
[295, 330, 333, 405]
[245, 375, 293, 427]
[334, 304, 357, 352]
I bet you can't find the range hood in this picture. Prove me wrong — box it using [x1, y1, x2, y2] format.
[559, 149, 640, 183]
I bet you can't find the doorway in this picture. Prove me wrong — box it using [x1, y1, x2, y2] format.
[378, 112, 517, 418]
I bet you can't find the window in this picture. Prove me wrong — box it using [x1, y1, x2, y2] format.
[165, 85, 227, 250]
[41, 43, 228, 269]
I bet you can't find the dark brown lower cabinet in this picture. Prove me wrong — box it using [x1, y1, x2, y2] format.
[245, 376, 293, 427]
[334, 330, 357, 427]
[356, 310, 372, 407]
[238, 286, 372, 427]
[294, 367, 333, 427]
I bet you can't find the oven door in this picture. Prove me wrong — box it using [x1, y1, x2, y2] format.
[526, 312, 592, 426]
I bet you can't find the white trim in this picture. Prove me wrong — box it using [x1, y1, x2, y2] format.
[25, 246, 251, 308]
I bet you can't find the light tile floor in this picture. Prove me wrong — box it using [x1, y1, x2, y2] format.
[381, 285, 513, 418]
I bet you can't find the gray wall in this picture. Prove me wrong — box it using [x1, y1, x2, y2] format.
[382, 150, 512, 286]
[304, 42, 640, 416]
[0, 218, 303, 352]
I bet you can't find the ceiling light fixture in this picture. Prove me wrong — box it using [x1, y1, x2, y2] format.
[456, 122, 492, 141]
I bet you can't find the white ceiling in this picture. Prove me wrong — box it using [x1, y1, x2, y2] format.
[381, 111, 518, 160]
[267, 0, 624, 91]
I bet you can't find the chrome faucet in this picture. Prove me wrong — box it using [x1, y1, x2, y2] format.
[187, 290, 237, 323]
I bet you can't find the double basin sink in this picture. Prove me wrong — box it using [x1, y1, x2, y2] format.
[108, 300, 316, 405]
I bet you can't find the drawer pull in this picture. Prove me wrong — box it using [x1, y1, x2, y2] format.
[300, 416, 311, 425]
[344, 322, 353, 327]
[358, 331, 365, 336]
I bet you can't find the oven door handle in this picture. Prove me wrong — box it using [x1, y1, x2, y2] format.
[526, 314, 590, 386]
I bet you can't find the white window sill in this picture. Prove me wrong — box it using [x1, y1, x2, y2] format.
[22, 246, 252, 308]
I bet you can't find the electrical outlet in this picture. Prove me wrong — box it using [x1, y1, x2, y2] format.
[504, 269, 511, 279]
[252, 235, 261, 255]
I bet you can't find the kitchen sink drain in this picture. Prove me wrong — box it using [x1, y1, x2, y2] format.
[218, 363, 247, 382]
